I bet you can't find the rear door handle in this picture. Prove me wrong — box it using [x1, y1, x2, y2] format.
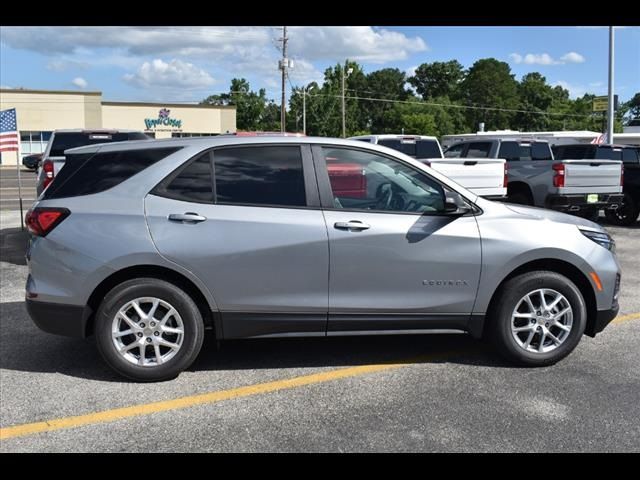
[168, 212, 207, 223]
[334, 220, 370, 231]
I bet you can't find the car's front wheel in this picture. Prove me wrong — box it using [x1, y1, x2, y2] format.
[95, 278, 205, 382]
[488, 271, 587, 366]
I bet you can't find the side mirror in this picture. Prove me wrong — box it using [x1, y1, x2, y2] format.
[445, 200, 471, 215]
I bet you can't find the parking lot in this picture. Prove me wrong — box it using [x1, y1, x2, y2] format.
[0, 190, 638, 452]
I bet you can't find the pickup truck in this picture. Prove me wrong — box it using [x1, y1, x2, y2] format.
[349, 134, 506, 199]
[553, 143, 640, 225]
[443, 138, 624, 219]
[36, 129, 150, 196]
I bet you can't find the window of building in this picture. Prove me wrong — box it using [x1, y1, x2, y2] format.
[170, 133, 217, 138]
[214, 146, 306, 207]
[19, 131, 52, 159]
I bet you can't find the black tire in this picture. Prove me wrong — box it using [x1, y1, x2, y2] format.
[488, 271, 587, 367]
[578, 207, 600, 223]
[95, 278, 205, 382]
[507, 191, 533, 206]
[604, 192, 640, 226]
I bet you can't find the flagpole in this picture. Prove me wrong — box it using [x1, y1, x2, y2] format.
[15, 110, 25, 231]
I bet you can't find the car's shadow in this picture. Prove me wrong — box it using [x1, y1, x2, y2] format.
[0, 227, 29, 266]
[0, 300, 511, 383]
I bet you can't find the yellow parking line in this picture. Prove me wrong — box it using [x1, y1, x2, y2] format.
[612, 312, 640, 324]
[0, 350, 460, 441]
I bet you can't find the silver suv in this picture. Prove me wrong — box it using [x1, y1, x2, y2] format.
[25, 136, 621, 381]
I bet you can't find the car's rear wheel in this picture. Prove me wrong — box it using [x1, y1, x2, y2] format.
[604, 192, 639, 226]
[488, 271, 586, 366]
[95, 278, 205, 382]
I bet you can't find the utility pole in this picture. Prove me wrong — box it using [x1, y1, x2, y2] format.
[341, 62, 353, 138]
[303, 85, 314, 135]
[606, 26, 615, 145]
[280, 26, 288, 133]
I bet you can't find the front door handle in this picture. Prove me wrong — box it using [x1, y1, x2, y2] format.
[168, 212, 207, 223]
[334, 220, 370, 231]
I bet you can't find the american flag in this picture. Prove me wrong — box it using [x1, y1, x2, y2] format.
[0, 108, 19, 152]
[590, 133, 607, 145]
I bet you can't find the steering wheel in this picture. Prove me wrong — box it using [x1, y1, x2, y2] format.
[376, 183, 394, 210]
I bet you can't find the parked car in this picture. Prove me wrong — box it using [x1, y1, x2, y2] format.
[552, 143, 640, 226]
[350, 134, 507, 199]
[22, 153, 42, 171]
[35, 129, 150, 196]
[443, 138, 624, 220]
[25, 136, 620, 381]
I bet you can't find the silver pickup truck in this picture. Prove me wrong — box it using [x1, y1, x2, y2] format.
[443, 138, 624, 218]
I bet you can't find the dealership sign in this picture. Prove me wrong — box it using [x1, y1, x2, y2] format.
[145, 108, 182, 131]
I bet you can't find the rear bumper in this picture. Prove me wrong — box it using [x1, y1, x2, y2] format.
[585, 304, 619, 337]
[546, 193, 624, 212]
[26, 299, 91, 338]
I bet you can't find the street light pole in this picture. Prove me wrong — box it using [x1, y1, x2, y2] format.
[607, 26, 615, 145]
[302, 85, 314, 135]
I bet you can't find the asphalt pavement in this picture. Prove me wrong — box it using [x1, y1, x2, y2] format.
[0, 211, 638, 452]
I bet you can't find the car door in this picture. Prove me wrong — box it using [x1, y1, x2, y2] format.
[312, 145, 482, 334]
[145, 144, 329, 339]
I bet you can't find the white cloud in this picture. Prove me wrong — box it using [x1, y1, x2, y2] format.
[123, 59, 215, 90]
[510, 51, 586, 66]
[560, 51, 586, 63]
[288, 27, 427, 64]
[71, 77, 88, 89]
[509, 53, 523, 64]
[47, 59, 89, 72]
[0, 85, 12, 89]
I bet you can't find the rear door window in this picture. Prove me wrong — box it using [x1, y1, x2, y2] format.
[156, 152, 214, 203]
[213, 146, 307, 207]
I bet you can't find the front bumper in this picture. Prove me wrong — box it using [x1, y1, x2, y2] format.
[26, 298, 91, 338]
[546, 193, 624, 212]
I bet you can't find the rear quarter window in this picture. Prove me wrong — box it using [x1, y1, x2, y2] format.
[49, 132, 149, 156]
[43, 147, 181, 199]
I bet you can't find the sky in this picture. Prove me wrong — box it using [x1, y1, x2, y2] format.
[1, 26, 638, 104]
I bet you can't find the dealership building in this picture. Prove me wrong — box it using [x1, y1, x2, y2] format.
[0, 88, 236, 166]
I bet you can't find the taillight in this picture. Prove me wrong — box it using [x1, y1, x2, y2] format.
[42, 160, 55, 190]
[552, 163, 565, 188]
[620, 164, 624, 186]
[503, 162, 509, 188]
[25, 207, 70, 237]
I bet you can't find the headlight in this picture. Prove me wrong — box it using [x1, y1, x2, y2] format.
[580, 228, 615, 253]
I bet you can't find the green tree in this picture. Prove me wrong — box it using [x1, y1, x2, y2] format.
[623, 92, 640, 120]
[365, 68, 410, 133]
[408, 60, 465, 100]
[201, 78, 278, 131]
[513, 72, 554, 131]
[458, 58, 519, 131]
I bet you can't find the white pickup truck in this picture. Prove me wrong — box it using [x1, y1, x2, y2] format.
[349, 134, 506, 199]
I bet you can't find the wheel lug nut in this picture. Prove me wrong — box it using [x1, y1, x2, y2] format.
[146, 337, 152, 343]
[150, 322, 156, 327]
[139, 323, 145, 328]
[137, 332, 143, 338]
[154, 331, 160, 336]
